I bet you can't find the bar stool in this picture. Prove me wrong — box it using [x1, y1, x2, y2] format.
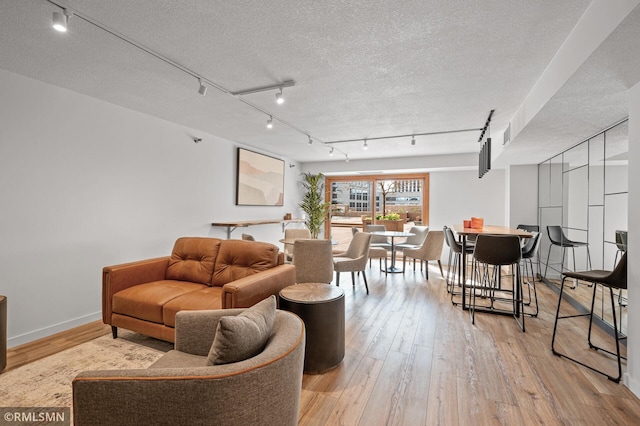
[521, 231, 541, 317]
[469, 234, 525, 331]
[444, 226, 473, 303]
[544, 226, 591, 286]
[614, 230, 627, 266]
[551, 253, 627, 382]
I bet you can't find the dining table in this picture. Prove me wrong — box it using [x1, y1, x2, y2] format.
[370, 230, 415, 273]
[451, 224, 532, 313]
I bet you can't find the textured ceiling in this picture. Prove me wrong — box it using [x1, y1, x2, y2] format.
[3, 0, 634, 168]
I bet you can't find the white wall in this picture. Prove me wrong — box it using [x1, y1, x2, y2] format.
[429, 169, 506, 230]
[0, 69, 302, 347]
[625, 81, 640, 394]
[507, 164, 539, 229]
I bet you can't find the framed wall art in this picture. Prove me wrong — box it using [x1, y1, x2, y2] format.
[236, 148, 285, 206]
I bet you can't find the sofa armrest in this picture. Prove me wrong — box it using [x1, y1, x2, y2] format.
[102, 257, 170, 324]
[221, 264, 296, 309]
[174, 309, 244, 356]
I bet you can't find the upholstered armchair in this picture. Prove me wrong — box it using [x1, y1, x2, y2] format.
[402, 230, 445, 279]
[283, 228, 311, 263]
[333, 232, 372, 293]
[73, 308, 305, 426]
[293, 239, 334, 284]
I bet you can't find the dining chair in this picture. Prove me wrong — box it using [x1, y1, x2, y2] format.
[365, 224, 391, 250]
[394, 226, 429, 252]
[551, 253, 627, 382]
[333, 232, 372, 294]
[293, 239, 334, 284]
[544, 225, 591, 286]
[353, 227, 387, 272]
[520, 231, 541, 317]
[283, 228, 311, 263]
[469, 234, 525, 331]
[402, 230, 444, 280]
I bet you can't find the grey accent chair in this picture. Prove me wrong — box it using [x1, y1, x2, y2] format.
[402, 230, 444, 279]
[333, 232, 372, 294]
[73, 309, 305, 426]
[365, 224, 391, 250]
[395, 226, 429, 252]
[241, 233, 255, 241]
[283, 228, 311, 263]
[353, 227, 387, 272]
[293, 239, 334, 284]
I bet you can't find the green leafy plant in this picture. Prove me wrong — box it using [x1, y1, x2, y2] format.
[376, 213, 401, 220]
[299, 172, 331, 239]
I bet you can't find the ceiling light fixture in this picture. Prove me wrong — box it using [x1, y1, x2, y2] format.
[411, 136, 416, 146]
[231, 80, 295, 97]
[276, 88, 284, 104]
[345, 155, 350, 163]
[198, 79, 207, 96]
[52, 9, 71, 32]
[324, 128, 483, 145]
[308, 136, 313, 145]
[44, 4, 350, 158]
[363, 140, 368, 150]
[329, 147, 334, 156]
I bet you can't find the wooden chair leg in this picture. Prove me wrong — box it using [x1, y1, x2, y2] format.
[351, 271, 355, 285]
[362, 271, 369, 294]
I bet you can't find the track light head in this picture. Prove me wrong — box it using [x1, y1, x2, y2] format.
[198, 79, 207, 96]
[276, 88, 284, 104]
[266, 116, 273, 129]
[308, 136, 313, 145]
[329, 147, 334, 156]
[363, 140, 368, 150]
[345, 156, 350, 163]
[53, 9, 71, 32]
[411, 136, 416, 146]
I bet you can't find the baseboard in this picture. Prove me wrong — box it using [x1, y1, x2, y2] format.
[624, 373, 640, 398]
[7, 312, 102, 348]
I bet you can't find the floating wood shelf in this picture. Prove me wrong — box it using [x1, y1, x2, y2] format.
[211, 219, 305, 239]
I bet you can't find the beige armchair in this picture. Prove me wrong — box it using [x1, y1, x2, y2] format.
[333, 232, 372, 293]
[283, 228, 311, 263]
[293, 239, 334, 284]
[402, 230, 445, 279]
[73, 308, 305, 426]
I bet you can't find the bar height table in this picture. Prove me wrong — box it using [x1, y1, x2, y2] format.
[451, 225, 532, 312]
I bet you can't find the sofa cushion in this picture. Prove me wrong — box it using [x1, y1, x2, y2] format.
[162, 287, 224, 327]
[112, 281, 206, 324]
[167, 237, 221, 285]
[207, 295, 276, 365]
[211, 240, 279, 286]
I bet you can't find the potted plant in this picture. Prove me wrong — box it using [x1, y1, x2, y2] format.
[299, 172, 331, 239]
[375, 212, 404, 231]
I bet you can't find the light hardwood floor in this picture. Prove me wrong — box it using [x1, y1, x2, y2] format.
[5, 262, 640, 425]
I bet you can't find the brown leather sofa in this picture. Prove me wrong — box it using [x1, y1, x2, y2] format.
[103, 237, 296, 342]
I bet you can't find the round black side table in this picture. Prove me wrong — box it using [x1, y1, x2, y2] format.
[279, 283, 345, 374]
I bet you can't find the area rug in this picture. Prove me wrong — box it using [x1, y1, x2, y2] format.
[0, 330, 172, 410]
